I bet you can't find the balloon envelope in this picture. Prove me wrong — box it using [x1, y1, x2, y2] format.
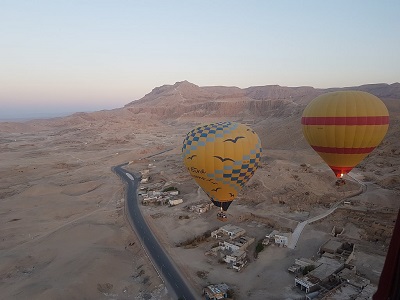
[182, 122, 262, 211]
[302, 91, 389, 178]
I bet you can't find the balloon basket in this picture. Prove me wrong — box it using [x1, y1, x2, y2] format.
[335, 178, 346, 186]
[217, 212, 228, 222]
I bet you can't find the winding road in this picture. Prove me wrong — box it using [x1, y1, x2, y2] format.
[113, 163, 198, 300]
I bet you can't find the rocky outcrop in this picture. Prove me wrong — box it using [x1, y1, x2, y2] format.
[125, 81, 400, 119]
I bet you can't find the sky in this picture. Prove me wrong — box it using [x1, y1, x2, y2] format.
[1, 0, 399, 119]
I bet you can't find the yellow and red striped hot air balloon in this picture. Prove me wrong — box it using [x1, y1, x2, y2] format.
[302, 91, 389, 178]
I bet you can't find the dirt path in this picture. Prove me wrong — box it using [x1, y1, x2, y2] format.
[288, 175, 365, 249]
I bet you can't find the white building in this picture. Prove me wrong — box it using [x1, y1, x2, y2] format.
[264, 230, 291, 247]
[168, 199, 183, 206]
[219, 235, 255, 252]
[190, 203, 213, 214]
[274, 233, 291, 247]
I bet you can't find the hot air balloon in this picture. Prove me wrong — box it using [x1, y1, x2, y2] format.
[302, 91, 389, 181]
[182, 122, 262, 221]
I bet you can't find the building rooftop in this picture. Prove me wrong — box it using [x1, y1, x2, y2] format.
[338, 268, 370, 288]
[229, 250, 245, 257]
[275, 232, 291, 238]
[297, 274, 321, 286]
[354, 284, 377, 299]
[310, 257, 343, 281]
[220, 224, 245, 235]
[265, 230, 279, 238]
[321, 240, 342, 253]
[204, 283, 230, 299]
[321, 283, 360, 300]
[225, 235, 253, 248]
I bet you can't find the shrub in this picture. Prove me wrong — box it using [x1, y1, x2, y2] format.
[302, 265, 316, 275]
[255, 240, 265, 253]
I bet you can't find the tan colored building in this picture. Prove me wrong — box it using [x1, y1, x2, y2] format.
[295, 257, 344, 293]
[264, 230, 291, 247]
[211, 224, 246, 240]
[168, 198, 183, 206]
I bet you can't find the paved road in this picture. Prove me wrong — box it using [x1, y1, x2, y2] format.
[113, 163, 198, 300]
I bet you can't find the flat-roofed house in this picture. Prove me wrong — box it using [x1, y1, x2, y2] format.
[203, 283, 230, 300]
[219, 235, 255, 252]
[168, 199, 183, 206]
[274, 232, 291, 247]
[224, 250, 246, 264]
[295, 257, 344, 293]
[211, 224, 246, 240]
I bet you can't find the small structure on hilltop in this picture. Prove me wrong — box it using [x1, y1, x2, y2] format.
[203, 283, 231, 300]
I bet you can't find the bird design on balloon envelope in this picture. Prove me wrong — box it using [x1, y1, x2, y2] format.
[224, 136, 245, 143]
[213, 156, 235, 162]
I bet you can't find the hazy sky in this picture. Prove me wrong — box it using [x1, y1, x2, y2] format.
[1, 1, 399, 119]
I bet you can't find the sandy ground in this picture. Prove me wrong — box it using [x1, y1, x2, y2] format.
[1, 112, 399, 299]
[134, 148, 399, 299]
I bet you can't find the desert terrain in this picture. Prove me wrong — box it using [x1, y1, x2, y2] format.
[1, 82, 399, 299]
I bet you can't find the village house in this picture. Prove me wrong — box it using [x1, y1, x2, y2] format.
[211, 224, 246, 240]
[288, 257, 316, 274]
[203, 283, 230, 300]
[168, 190, 179, 196]
[142, 196, 167, 205]
[223, 250, 248, 271]
[335, 267, 370, 289]
[224, 249, 246, 263]
[140, 177, 149, 184]
[168, 198, 183, 206]
[208, 224, 254, 272]
[291, 239, 373, 299]
[219, 235, 255, 252]
[190, 202, 213, 214]
[308, 267, 375, 299]
[263, 230, 291, 247]
[295, 256, 344, 293]
[318, 239, 355, 263]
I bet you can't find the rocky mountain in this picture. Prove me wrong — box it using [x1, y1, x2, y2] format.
[125, 81, 400, 119]
[2, 81, 399, 137]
